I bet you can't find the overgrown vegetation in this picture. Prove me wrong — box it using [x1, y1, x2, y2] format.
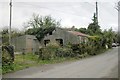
[25, 14, 60, 41]
[38, 40, 108, 61]
[1, 13, 119, 74]
[75, 12, 119, 47]
[2, 52, 77, 74]
[26, 27, 55, 41]
[1, 28, 24, 45]
[2, 45, 14, 74]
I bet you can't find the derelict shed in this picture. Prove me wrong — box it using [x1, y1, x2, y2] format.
[12, 35, 40, 53]
[42, 27, 88, 46]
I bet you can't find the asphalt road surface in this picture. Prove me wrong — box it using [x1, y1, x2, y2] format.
[3, 47, 118, 78]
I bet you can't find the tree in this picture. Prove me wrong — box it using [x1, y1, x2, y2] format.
[26, 14, 60, 29]
[1, 29, 9, 45]
[87, 13, 101, 35]
[77, 28, 88, 34]
[1, 28, 24, 45]
[25, 14, 61, 41]
[102, 28, 114, 48]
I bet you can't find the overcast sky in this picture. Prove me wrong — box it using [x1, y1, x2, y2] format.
[0, 0, 119, 31]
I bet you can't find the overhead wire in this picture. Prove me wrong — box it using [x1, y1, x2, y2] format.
[14, 2, 92, 17]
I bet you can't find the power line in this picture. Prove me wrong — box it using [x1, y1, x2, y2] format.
[16, 3, 89, 17]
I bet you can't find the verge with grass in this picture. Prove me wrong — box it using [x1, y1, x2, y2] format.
[3, 48, 110, 74]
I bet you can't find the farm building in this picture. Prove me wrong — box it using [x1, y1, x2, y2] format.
[11, 35, 40, 53]
[41, 27, 89, 46]
[12, 27, 89, 53]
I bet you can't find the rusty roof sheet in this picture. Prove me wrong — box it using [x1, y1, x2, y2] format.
[68, 31, 89, 37]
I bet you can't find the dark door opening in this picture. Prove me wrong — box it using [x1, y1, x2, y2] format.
[44, 40, 50, 46]
[56, 39, 63, 46]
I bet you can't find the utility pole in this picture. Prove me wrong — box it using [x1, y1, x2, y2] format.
[96, 2, 98, 25]
[9, 0, 14, 62]
[9, 0, 12, 45]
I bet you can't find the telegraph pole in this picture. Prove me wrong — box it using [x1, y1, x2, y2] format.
[9, 0, 12, 45]
[96, 2, 98, 25]
[9, 0, 14, 62]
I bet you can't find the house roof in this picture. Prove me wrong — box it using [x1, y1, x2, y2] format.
[68, 31, 89, 37]
[12, 35, 37, 40]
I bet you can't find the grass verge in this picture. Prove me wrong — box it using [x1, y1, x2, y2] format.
[2, 53, 77, 74]
[2, 48, 110, 74]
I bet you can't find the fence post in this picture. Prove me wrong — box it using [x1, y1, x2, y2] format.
[22, 48, 25, 62]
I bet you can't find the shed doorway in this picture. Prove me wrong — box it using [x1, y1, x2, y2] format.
[56, 39, 63, 46]
[44, 40, 50, 46]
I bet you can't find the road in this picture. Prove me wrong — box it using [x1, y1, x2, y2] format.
[3, 47, 118, 78]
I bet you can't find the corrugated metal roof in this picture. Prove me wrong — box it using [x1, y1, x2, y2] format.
[68, 31, 89, 37]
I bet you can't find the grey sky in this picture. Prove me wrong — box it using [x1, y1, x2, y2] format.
[0, 0, 118, 31]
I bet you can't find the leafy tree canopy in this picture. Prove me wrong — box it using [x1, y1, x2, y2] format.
[1, 28, 24, 45]
[87, 13, 101, 35]
[25, 14, 61, 41]
[77, 28, 88, 34]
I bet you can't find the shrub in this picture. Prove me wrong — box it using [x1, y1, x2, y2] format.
[39, 42, 60, 60]
[56, 47, 73, 57]
[39, 43, 74, 59]
[38, 38, 107, 60]
[88, 46, 96, 55]
[70, 43, 88, 57]
[70, 44, 80, 56]
[2, 46, 14, 74]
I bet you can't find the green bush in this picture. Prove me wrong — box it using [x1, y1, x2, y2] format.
[56, 47, 73, 57]
[39, 43, 74, 59]
[39, 43, 60, 60]
[2, 46, 14, 73]
[70, 43, 88, 57]
[38, 37, 107, 60]
[2, 49, 14, 74]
